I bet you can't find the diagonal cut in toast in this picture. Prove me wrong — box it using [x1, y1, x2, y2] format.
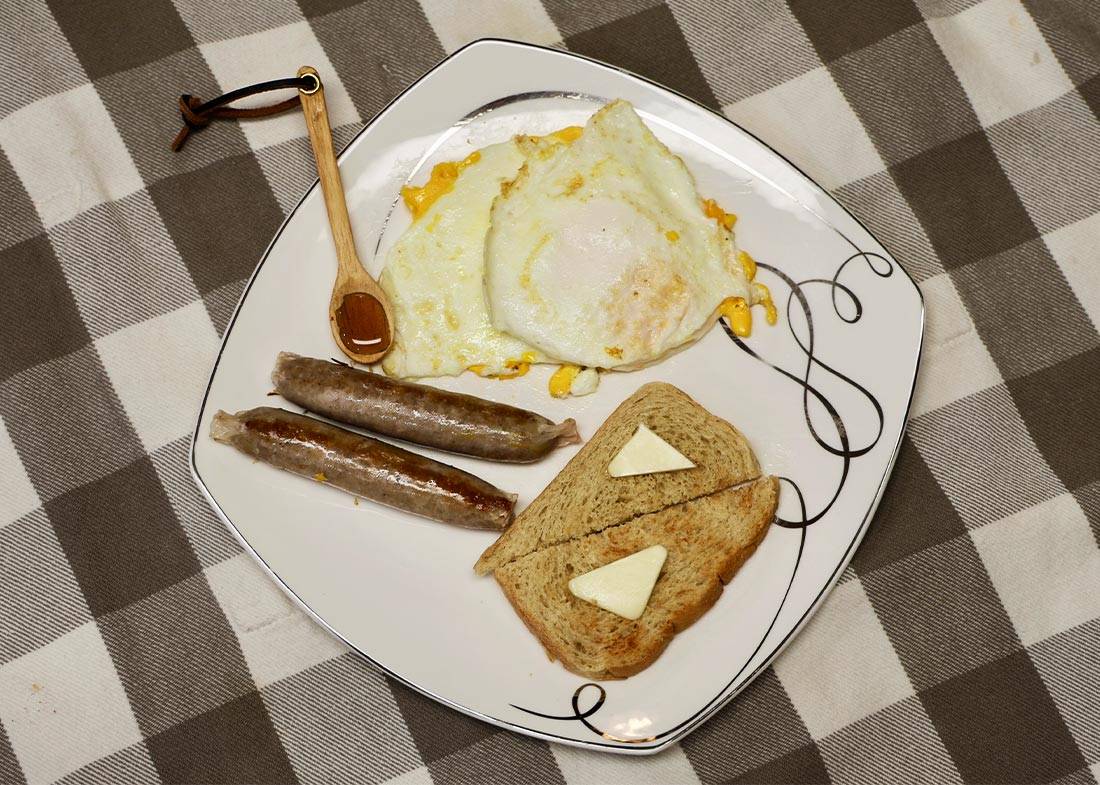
[495, 477, 779, 679]
[475, 382, 762, 576]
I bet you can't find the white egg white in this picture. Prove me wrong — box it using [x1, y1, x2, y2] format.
[484, 100, 754, 369]
[379, 140, 545, 378]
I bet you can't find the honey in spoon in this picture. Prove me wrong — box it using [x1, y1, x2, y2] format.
[335, 292, 391, 353]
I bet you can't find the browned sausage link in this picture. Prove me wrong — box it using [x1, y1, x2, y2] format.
[210, 407, 516, 530]
[271, 352, 580, 462]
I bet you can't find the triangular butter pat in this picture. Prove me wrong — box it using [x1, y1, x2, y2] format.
[607, 423, 695, 477]
[568, 545, 668, 620]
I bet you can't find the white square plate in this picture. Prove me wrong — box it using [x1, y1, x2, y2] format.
[191, 39, 924, 754]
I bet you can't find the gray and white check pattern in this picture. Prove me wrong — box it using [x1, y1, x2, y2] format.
[1, 1, 1098, 783]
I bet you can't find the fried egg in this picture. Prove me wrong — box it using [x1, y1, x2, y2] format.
[379, 140, 547, 379]
[484, 100, 762, 369]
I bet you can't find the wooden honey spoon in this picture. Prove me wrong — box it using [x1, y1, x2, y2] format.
[297, 66, 393, 363]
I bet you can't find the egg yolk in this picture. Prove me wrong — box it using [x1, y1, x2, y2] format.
[756, 282, 778, 325]
[548, 125, 583, 143]
[717, 243, 778, 337]
[470, 352, 537, 380]
[493, 365, 530, 380]
[525, 125, 584, 147]
[702, 198, 737, 231]
[666, 230, 680, 242]
[401, 150, 482, 220]
[719, 283, 777, 338]
[549, 364, 581, 398]
[495, 352, 535, 379]
[719, 297, 753, 337]
[738, 250, 757, 281]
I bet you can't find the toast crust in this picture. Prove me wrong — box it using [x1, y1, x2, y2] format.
[495, 476, 779, 680]
[476, 382, 762, 576]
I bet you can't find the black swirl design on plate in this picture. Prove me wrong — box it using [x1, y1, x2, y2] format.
[727, 250, 891, 529]
[513, 683, 611, 738]
[513, 250, 891, 744]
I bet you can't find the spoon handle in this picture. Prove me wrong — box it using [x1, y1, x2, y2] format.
[297, 66, 360, 279]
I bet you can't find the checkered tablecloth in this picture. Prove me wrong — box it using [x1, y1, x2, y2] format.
[1, 1, 1098, 783]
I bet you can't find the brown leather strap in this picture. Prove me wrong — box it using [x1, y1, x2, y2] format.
[171, 75, 315, 152]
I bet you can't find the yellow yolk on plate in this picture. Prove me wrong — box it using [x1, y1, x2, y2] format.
[757, 283, 778, 325]
[718, 286, 776, 338]
[494, 352, 536, 379]
[737, 250, 757, 280]
[702, 198, 737, 231]
[470, 351, 536, 380]
[546, 125, 583, 143]
[400, 150, 482, 220]
[549, 364, 581, 397]
[717, 249, 776, 337]
[719, 297, 752, 337]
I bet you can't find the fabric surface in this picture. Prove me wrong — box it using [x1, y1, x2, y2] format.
[1, 1, 1099, 783]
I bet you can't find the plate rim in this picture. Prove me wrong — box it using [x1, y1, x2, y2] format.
[189, 37, 926, 755]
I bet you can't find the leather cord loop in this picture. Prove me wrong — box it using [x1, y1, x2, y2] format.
[171, 75, 314, 152]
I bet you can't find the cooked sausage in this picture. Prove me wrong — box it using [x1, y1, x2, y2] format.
[271, 352, 580, 462]
[210, 406, 516, 530]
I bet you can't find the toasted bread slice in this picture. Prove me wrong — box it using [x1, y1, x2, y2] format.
[495, 476, 779, 679]
[475, 382, 761, 575]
